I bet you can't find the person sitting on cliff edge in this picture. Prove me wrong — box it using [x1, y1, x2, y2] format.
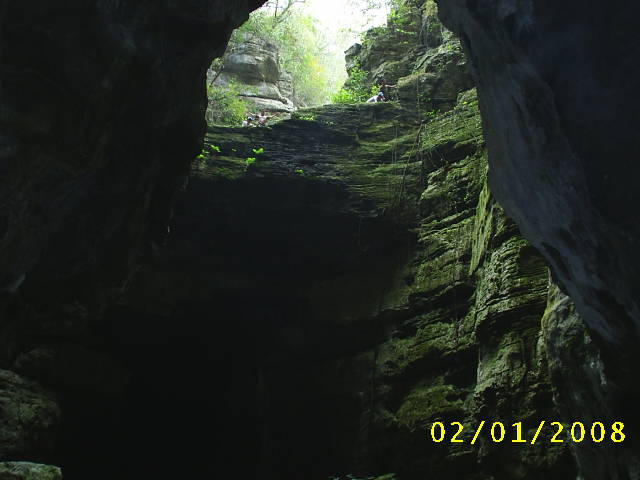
[242, 116, 255, 127]
[378, 79, 397, 101]
[257, 110, 276, 127]
[366, 92, 385, 103]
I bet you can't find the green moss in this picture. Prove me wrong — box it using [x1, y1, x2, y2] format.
[423, 0, 438, 17]
[193, 156, 246, 180]
[469, 171, 492, 275]
[396, 380, 465, 429]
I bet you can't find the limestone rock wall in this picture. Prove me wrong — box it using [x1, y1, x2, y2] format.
[208, 34, 296, 112]
[346, 0, 473, 111]
[437, 0, 640, 476]
[119, 90, 576, 479]
[0, 0, 265, 476]
[0, 0, 631, 478]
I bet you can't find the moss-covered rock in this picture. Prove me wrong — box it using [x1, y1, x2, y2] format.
[107, 2, 573, 479]
[119, 87, 575, 479]
[0, 463, 61, 480]
[0, 370, 60, 459]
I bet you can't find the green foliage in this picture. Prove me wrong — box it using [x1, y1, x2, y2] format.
[195, 144, 221, 160]
[295, 168, 304, 175]
[295, 111, 317, 121]
[331, 88, 360, 104]
[331, 64, 378, 104]
[206, 81, 250, 126]
[243, 147, 264, 169]
[231, 6, 344, 106]
[425, 109, 438, 119]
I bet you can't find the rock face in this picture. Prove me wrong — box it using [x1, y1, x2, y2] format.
[1, 0, 633, 479]
[437, 0, 640, 476]
[0, 0, 265, 477]
[208, 34, 296, 112]
[0, 462, 62, 480]
[0, 371, 59, 460]
[118, 88, 575, 478]
[346, 0, 473, 111]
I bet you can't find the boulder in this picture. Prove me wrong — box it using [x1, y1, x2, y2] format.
[208, 34, 296, 112]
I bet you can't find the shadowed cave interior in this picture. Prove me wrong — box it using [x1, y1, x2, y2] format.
[54, 175, 415, 479]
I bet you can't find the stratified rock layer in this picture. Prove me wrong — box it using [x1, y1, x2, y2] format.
[437, 1, 640, 476]
[208, 34, 296, 112]
[347, 0, 473, 111]
[1, 0, 627, 478]
[120, 90, 575, 479]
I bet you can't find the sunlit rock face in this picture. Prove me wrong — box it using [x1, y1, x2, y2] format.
[0, 0, 265, 476]
[208, 34, 296, 112]
[437, 0, 640, 476]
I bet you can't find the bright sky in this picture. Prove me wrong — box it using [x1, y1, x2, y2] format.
[304, 0, 389, 49]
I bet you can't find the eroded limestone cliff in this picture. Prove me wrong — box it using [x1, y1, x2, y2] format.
[116, 11, 577, 474]
[0, 0, 635, 479]
[0, 1, 265, 477]
[208, 34, 296, 112]
[437, 0, 640, 476]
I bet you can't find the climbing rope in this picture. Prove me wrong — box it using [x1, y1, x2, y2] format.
[391, 121, 425, 212]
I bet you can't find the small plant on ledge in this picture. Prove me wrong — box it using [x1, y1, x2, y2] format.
[194, 144, 221, 169]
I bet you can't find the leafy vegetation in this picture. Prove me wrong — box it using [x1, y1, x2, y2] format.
[196, 144, 221, 160]
[295, 112, 317, 121]
[331, 0, 423, 104]
[206, 81, 251, 126]
[194, 144, 221, 169]
[245, 145, 265, 169]
[205, 0, 423, 117]
[387, 0, 420, 33]
[227, 3, 345, 107]
[332, 64, 378, 103]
